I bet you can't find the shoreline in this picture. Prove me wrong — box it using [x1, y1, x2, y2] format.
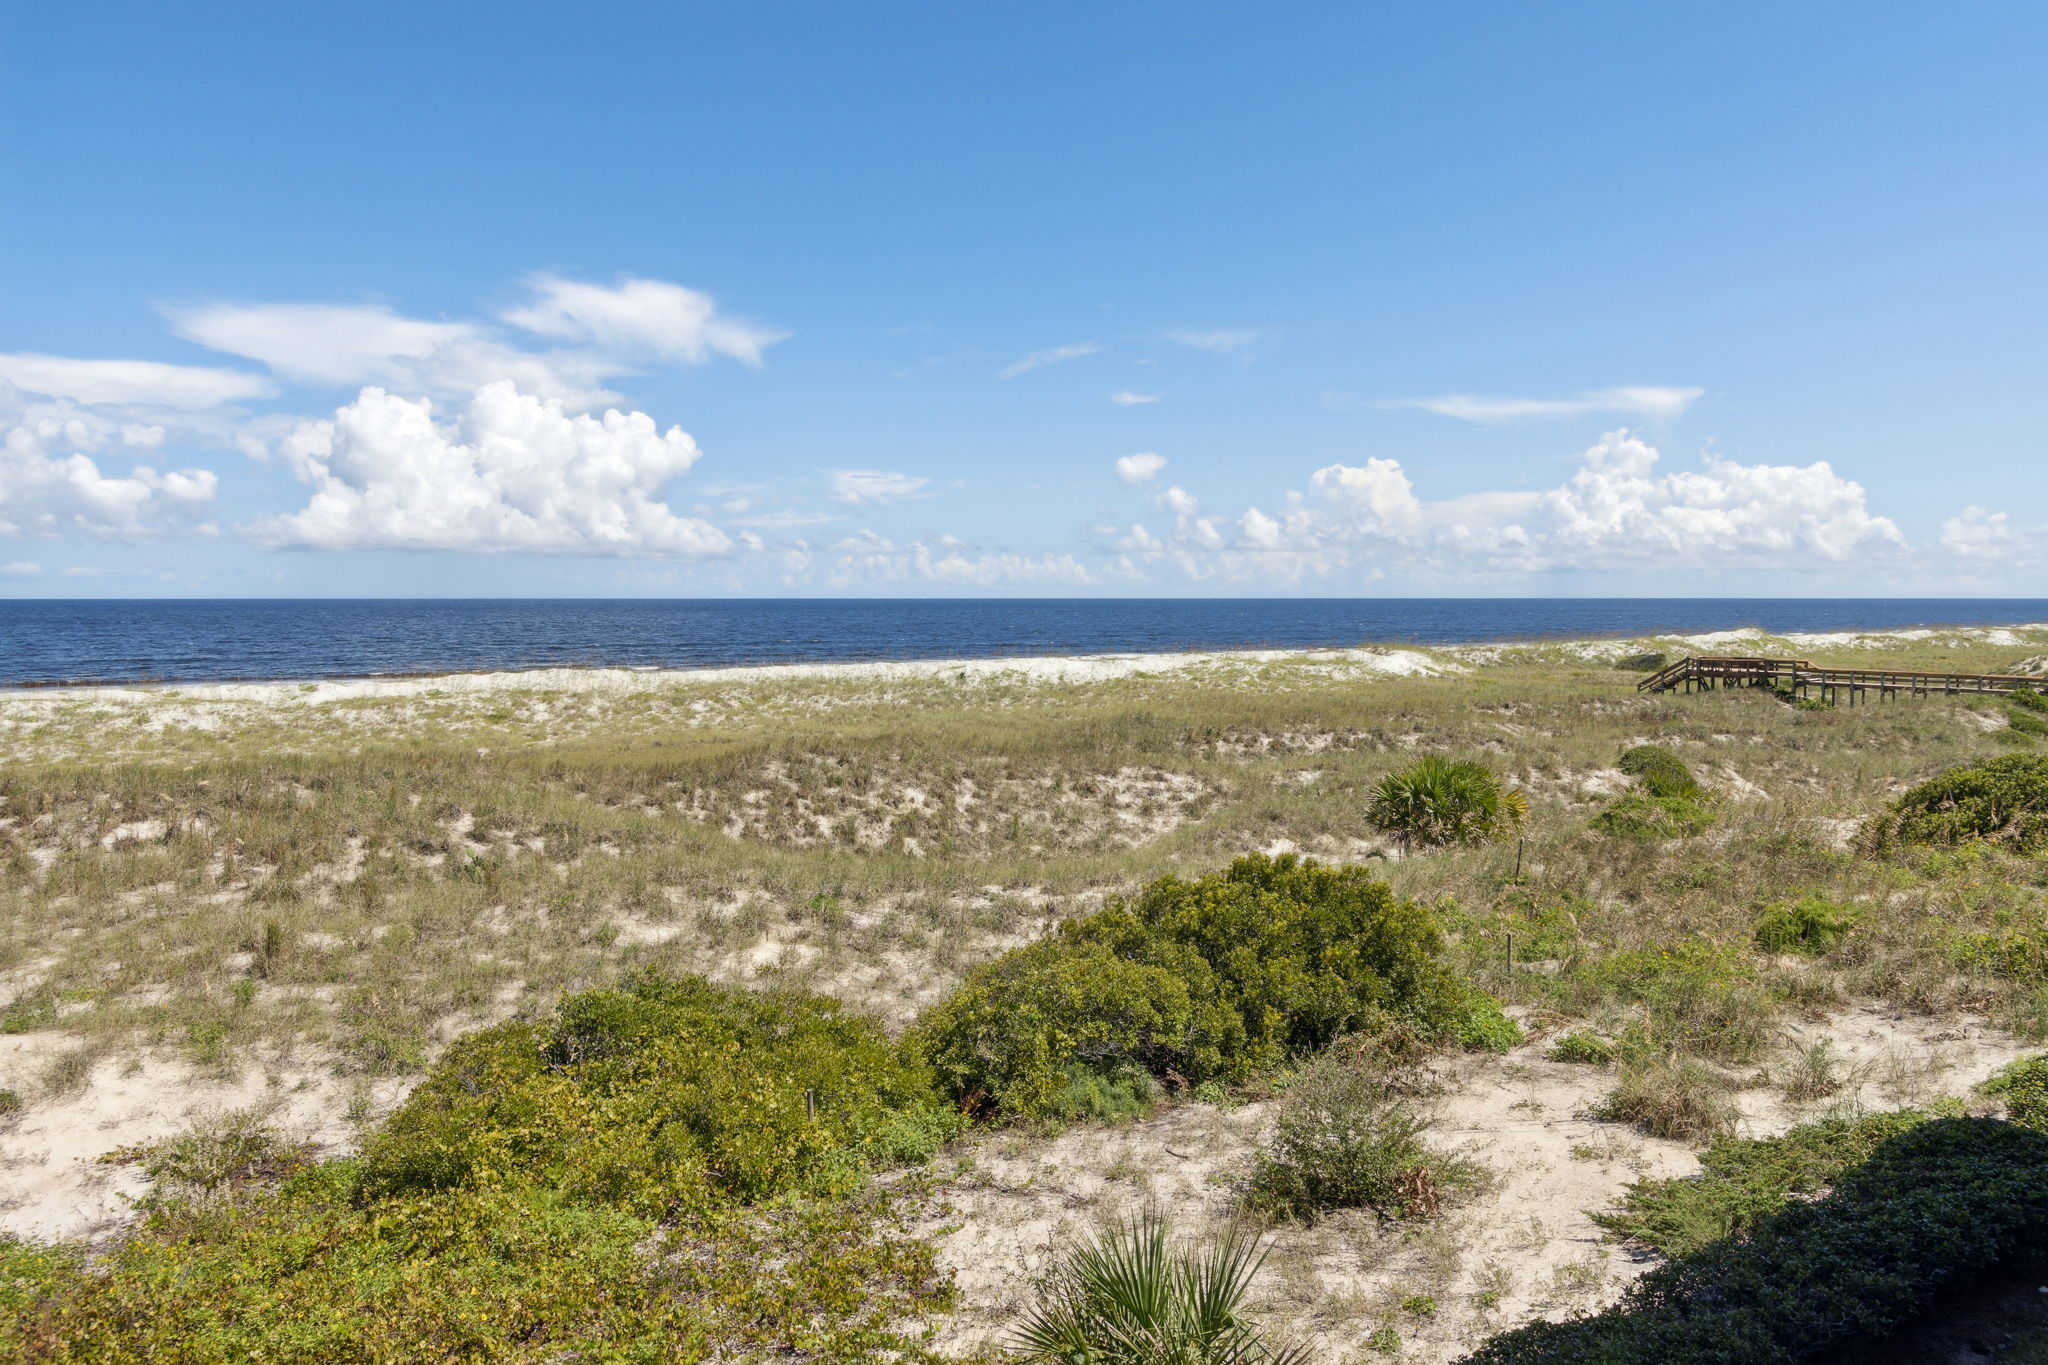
[5, 618, 2046, 706]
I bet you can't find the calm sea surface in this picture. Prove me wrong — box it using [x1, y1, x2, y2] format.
[1, 599, 2044, 688]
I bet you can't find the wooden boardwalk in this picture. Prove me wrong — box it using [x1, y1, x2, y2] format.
[1638, 655, 2048, 706]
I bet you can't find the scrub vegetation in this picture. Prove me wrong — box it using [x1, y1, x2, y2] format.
[4, 624, 2048, 1360]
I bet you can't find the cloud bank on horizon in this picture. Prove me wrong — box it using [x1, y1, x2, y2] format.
[0, 271, 2032, 595]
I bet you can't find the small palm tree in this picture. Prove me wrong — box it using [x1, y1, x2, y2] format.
[1009, 1211, 1307, 1365]
[1366, 756, 1526, 853]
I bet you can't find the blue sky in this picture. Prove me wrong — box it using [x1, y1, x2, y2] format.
[2, 1, 2043, 597]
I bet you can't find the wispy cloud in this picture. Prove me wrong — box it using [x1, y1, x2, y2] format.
[998, 341, 1100, 379]
[826, 469, 931, 506]
[1163, 327, 1260, 356]
[0, 561, 41, 576]
[1109, 390, 1161, 406]
[1398, 385, 1704, 425]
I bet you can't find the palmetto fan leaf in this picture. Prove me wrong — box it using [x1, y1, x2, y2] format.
[1008, 1211, 1308, 1365]
[1366, 756, 1524, 851]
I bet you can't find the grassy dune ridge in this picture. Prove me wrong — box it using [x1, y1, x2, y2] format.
[3, 623, 2048, 1359]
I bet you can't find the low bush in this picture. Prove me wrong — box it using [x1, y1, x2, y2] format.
[1591, 793, 1717, 841]
[1546, 1031, 1615, 1065]
[1752, 895, 1862, 956]
[1592, 747, 1716, 840]
[1616, 746, 1704, 801]
[1870, 754, 2048, 854]
[2007, 705, 2048, 738]
[363, 971, 960, 1215]
[1244, 1050, 1479, 1223]
[1366, 757, 1527, 851]
[1985, 1054, 2048, 1130]
[1615, 652, 1669, 673]
[1556, 941, 1777, 1064]
[916, 854, 1508, 1119]
[1592, 1058, 1738, 1142]
[1461, 1118, 2048, 1364]
[1009, 1210, 1306, 1365]
[1, 974, 963, 1362]
[1590, 1107, 1942, 1255]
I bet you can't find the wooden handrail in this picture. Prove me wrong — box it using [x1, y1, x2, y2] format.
[1639, 654, 2048, 699]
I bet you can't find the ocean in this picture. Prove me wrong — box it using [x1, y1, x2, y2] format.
[1, 598, 2044, 688]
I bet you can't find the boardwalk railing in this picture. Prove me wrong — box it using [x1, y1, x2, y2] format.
[1638, 655, 2048, 705]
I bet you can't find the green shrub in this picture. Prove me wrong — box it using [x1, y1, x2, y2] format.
[2, 974, 964, 1362]
[1590, 1107, 1940, 1255]
[2007, 705, 2048, 737]
[1616, 745, 1704, 801]
[1455, 993, 1525, 1053]
[1461, 1118, 2048, 1364]
[1547, 1031, 1615, 1065]
[1366, 757, 1527, 851]
[2011, 687, 2048, 715]
[1954, 922, 2048, 982]
[1752, 896, 1862, 955]
[1872, 754, 2048, 853]
[1986, 1054, 2048, 1130]
[1614, 653, 1668, 673]
[916, 854, 1498, 1119]
[1592, 747, 1716, 840]
[1245, 1051, 1478, 1222]
[363, 971, 960, 1215]
[1009, 1210, 1307, 1365]
[1590, 793, 1716, 841]
[1558, 941, 1776, 1063]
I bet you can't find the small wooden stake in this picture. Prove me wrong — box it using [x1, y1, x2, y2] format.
[805, 1089, 816, 1123]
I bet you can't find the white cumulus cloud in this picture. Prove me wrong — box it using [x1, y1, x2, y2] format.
[1109, 390, 1161, 405]
[1, 389, 220, 540]
[1940, 505, 2016, 559]
[248, 381, 728, 557]
[827, 469, 931, 506]
[1115, 452, 1168, 485]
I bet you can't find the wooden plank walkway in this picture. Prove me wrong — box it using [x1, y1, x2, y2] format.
[1638, 655, 2048, 706]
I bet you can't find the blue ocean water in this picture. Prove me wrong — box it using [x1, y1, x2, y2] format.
[0, 599, 2044, 688]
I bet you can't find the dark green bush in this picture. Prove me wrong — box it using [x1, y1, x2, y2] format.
[916, 854, 1504, 1118]
[1872, 754, 2048, 853]
[2011, 687, 2048, 715]
[1461, 1118, 2048, 1364]
[1615, 652, 1669, 673]
[2007, 705, 2048, 737]
[1617, 746, 1705, 801]
[1591, 1107, 1941, 1255]
[1752, 896, 1862, 955]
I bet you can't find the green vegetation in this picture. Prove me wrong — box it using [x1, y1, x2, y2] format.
[9, 630, 2048, 1356]
[1366, 756, 1527, 851]
[1752, 894, 1862, 955]
[0, 975, 962, 1362]
[1591, 1107, 1945, 1255]
[1545, 1030, 1615, 1065]
[915, 853, 1508, 1119]
[362, 971, 959, 1214]
[1244, 1049, 1479, 1222]
[1985, 1053, 2048, 1130]
[1872, 753, 2048, 853]
[1591, 745, 1716, 841]
[1463, 1118, 2048, 1364]
[1008, 1211, 1306, 1365]
[1592, 1057, 1738, 1142]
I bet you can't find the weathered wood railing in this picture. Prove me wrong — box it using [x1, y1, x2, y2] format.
[1638, 655, 2048, 705]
